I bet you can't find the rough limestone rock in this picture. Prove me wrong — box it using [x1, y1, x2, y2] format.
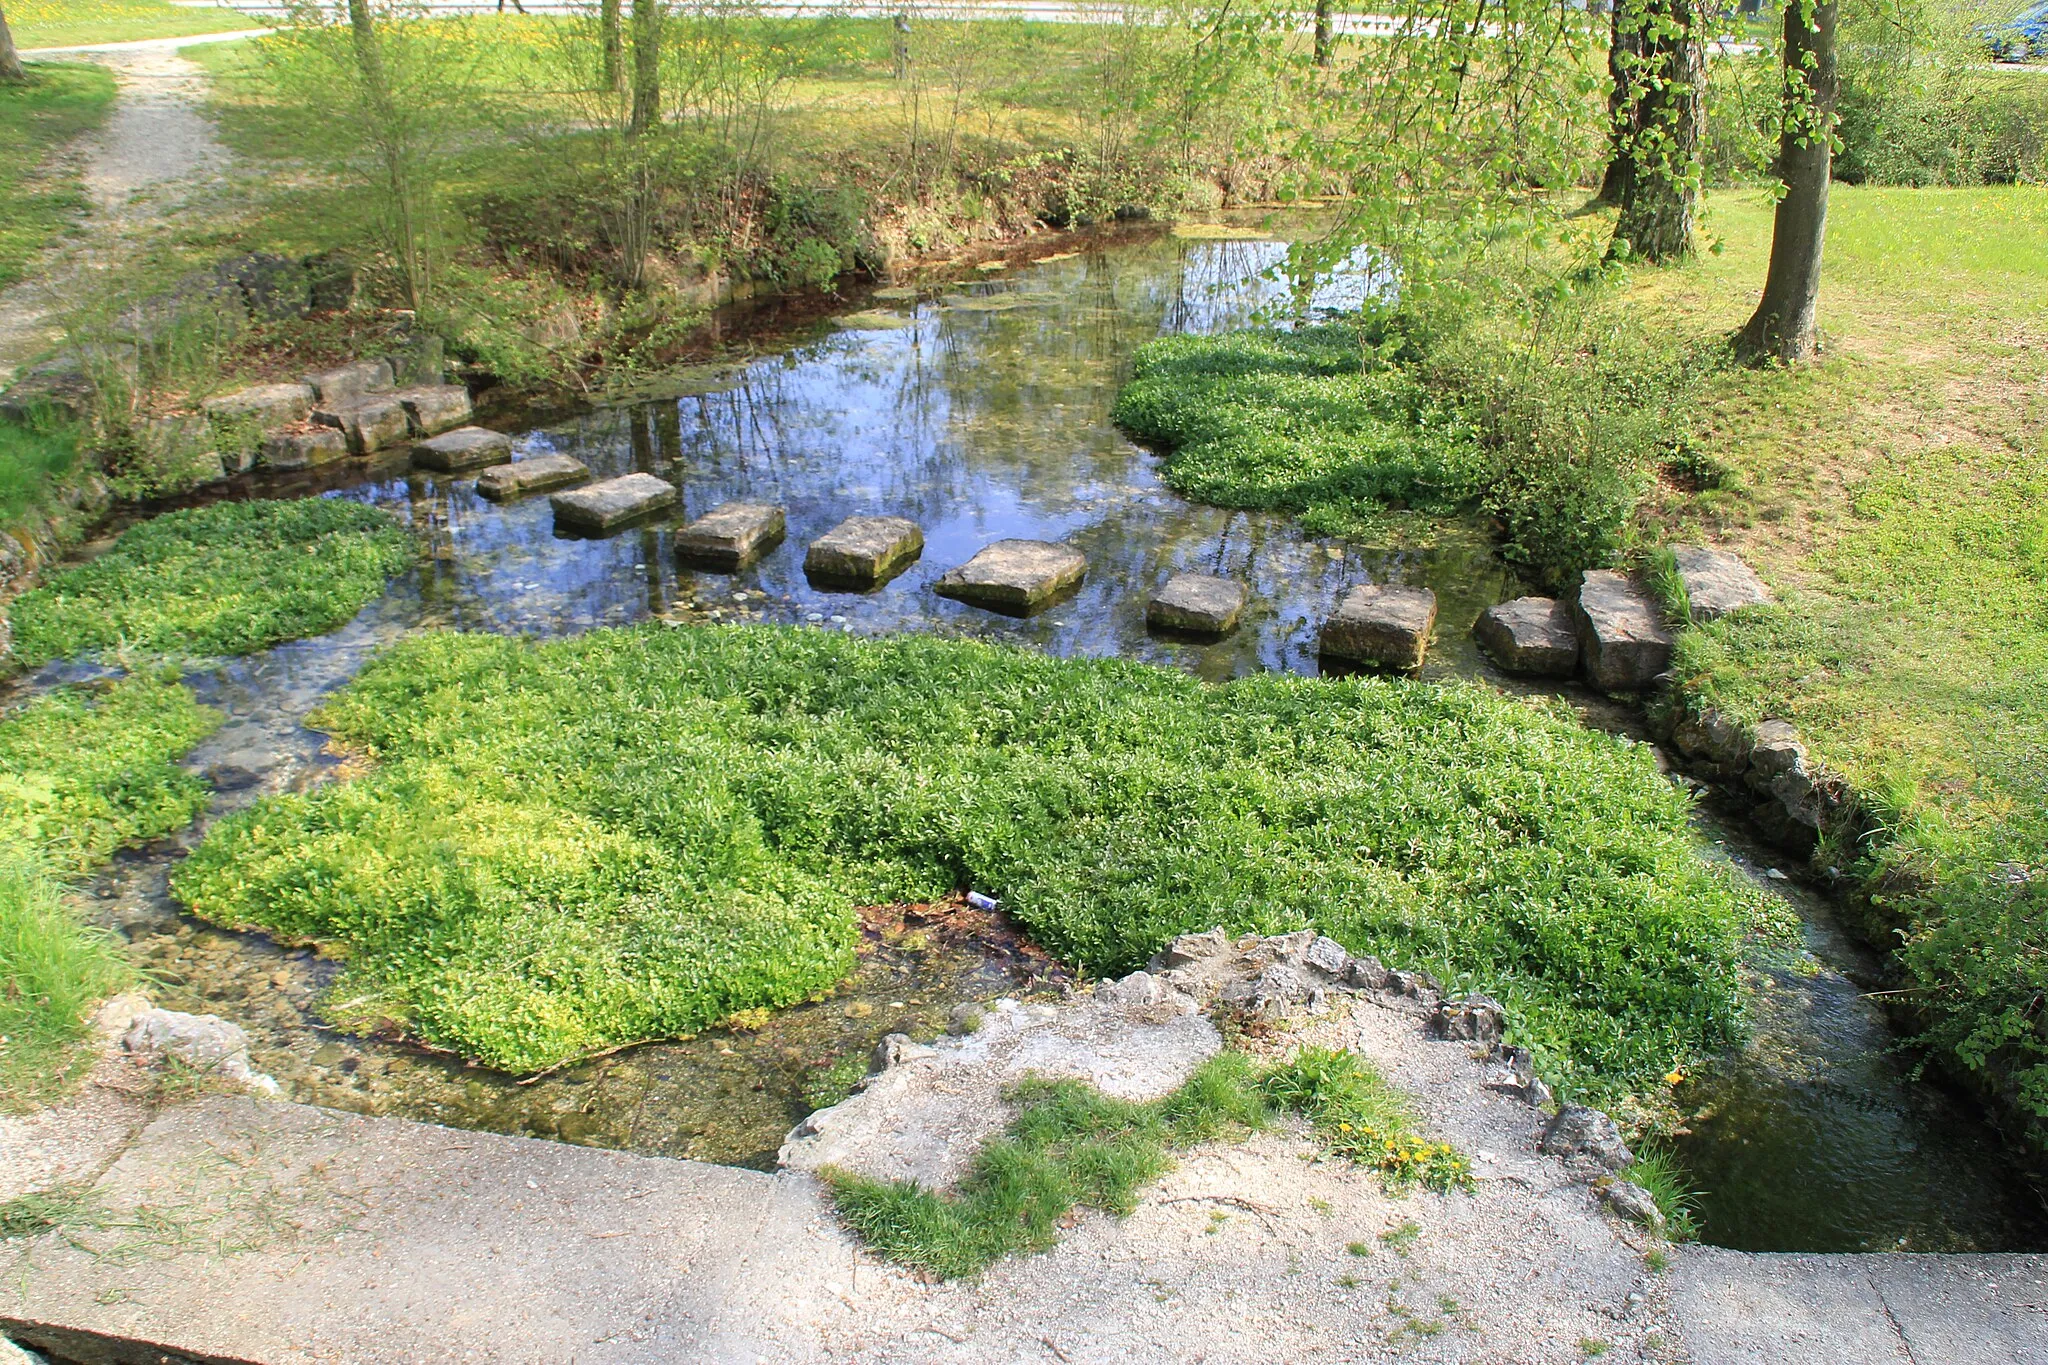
[1671, 706, 1752, 775]
[1746, 719, 1807, 783]
[674, 501, 787, 570]
[303, 251, 357, 312]
[1599, 1178, 1667, 1233]
[0, 360, 97, 425]
[385, 334, 446, 387]
[411, 426, 512, 473]
[122, 1009, 277, 1094]
[314, 395, 411, 454]
[259, 427, 349, 471]
[1672, 544, 1771, 621]
[1147, 573, 1247, 635]
[1430, 994, 1506, 1046]
[551, 472, 678, 534]
[304, 358, 391, 406]
[475, 454, 590, 501]
[803, 515, 924, 586]
[870, 1033, 938, 1073]
[1572, 569, 1674, 692]
[214, 253, 312, 321]
[1539, 1104, 1634, 1175]
[1319, 583, 1437, 671]
[1473, 596, 1580, 677]
[396, 384, 472, 437]
[203, 382, 313, 435]
[935, 539, 1088, 615]
[1481, 1045, 1555, 1110]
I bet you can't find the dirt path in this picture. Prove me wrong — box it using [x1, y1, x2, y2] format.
[0, 46, 234, 386]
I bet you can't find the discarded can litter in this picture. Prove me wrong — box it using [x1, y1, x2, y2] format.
[965, 891, 999, 912]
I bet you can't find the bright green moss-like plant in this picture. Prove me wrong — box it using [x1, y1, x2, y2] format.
[7, 498, 414, 667]
[176, 626, 1767, 1084]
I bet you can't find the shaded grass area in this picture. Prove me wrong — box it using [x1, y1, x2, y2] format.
[9, 0, 263, 50]
[828, 1047, 1461, 1279]
[175, 625, 1769, 1088]
[7, 498, 415, 668]
[0, 62, 117, 289]
[0, 676, 220, 1109]
[1113, 294, 1715, 588]
[1637, 186, 2048, 1129]
[0, 418, 81, 534]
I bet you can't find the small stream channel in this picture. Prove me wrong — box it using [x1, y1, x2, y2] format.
[46, 218, 2048, 1250]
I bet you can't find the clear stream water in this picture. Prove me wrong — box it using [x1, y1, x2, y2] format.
[52, 221, 2048, 1252]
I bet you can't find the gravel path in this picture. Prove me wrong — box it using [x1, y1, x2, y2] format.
[0, 47, 234, 385]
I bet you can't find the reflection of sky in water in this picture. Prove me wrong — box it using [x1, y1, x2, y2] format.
[326, 232, 1512, 684]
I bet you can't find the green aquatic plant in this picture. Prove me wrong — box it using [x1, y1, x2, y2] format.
[7, 497, 415, 667]
[175, 625, 1766, 1085]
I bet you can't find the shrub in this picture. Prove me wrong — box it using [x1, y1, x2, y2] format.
[8, 497, 414, 667]
[176, 625, 1767, 1088]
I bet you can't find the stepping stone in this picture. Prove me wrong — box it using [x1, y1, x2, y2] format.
[551, 472, 677, 534]
[412, 426, 512, 473]
[1319, 584, 1438, 672]
[313, 394, 410, 454]
[675, 501, 787, 571]
[1672, 545, 1771, 621]
[804, 515, 924, 587]
[475, 454, 590, 501]
[935, 539, 1088, 616]
[1473, 596, 1580, 677]
[396, 384, 472, 437]
[202, 382, 312, 434]
[1147, 573, 1247, 636]
[1573, 569, 1674, 691]
[258, 427, 348, 471]
[303, 359, 392, 406]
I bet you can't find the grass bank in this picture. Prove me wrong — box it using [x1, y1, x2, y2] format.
[1637, 185, 2048, 1139]
[175, 625, 1771, 1091]
[0, 675, 221, 1108]
[0, 62, 117, 289]
[7, 497, 415, 668]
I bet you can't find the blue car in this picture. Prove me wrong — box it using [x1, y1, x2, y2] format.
[1984, 0, 2048, 60]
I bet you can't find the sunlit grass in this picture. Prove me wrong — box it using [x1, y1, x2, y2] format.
[0, 62, 116, 287]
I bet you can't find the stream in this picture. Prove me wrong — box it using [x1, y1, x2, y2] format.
[57, 219, 2048, 1252]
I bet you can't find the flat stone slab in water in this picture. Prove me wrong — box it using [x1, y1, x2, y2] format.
[396, 384, 472, 437]
[304, 358, 391, 405]
[550, 471, 677, 533]
[675, 501, 787, 571]
[936, 539, 1088, 615]
[804, 515, 924, 586]
[1319, 583, 1438, 671]
[1147, 573, 1247, 635]
[1673, 544, 1771, 621]
[411, 425, 512, 472]
[1573, 569, 1674, 691]
[314, 394, 410, 454]
[474, 453, 590, 500]
[1473, 596, 1580, 677]
[258, 427, 348, 471]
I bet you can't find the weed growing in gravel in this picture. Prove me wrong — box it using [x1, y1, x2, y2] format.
[1262, 1047, 1473, 1193]
[175, 625, 1767, 1081]
[7, 498, 414, 668]
[1619, 1144, 1703, 1241]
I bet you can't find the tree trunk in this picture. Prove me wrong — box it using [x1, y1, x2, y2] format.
[892, 11, 911, 80]
[1597, 2, 1640, 203]
[1609, 0, 1705, 262]
[1740, 0, 1839, 362]
[1314, 0, 1333, 67]
[629, 0, 660, 135]
[600, 0, 624, 94]
[0, 2, 27, 83]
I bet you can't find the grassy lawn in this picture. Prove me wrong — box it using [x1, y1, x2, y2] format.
[10, 0, 265, 50]
[0, 62, 117, 289]
[1639, 185, 2048, 1118]
[175, 625, 1770, 1090]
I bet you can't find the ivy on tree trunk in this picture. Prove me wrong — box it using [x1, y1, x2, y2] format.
[1741, 0, 1839, 363]
[1608, 0, 1705, 263]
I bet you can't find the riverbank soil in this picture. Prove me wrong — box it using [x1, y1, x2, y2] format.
[1639, 185, 2048, 1142]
